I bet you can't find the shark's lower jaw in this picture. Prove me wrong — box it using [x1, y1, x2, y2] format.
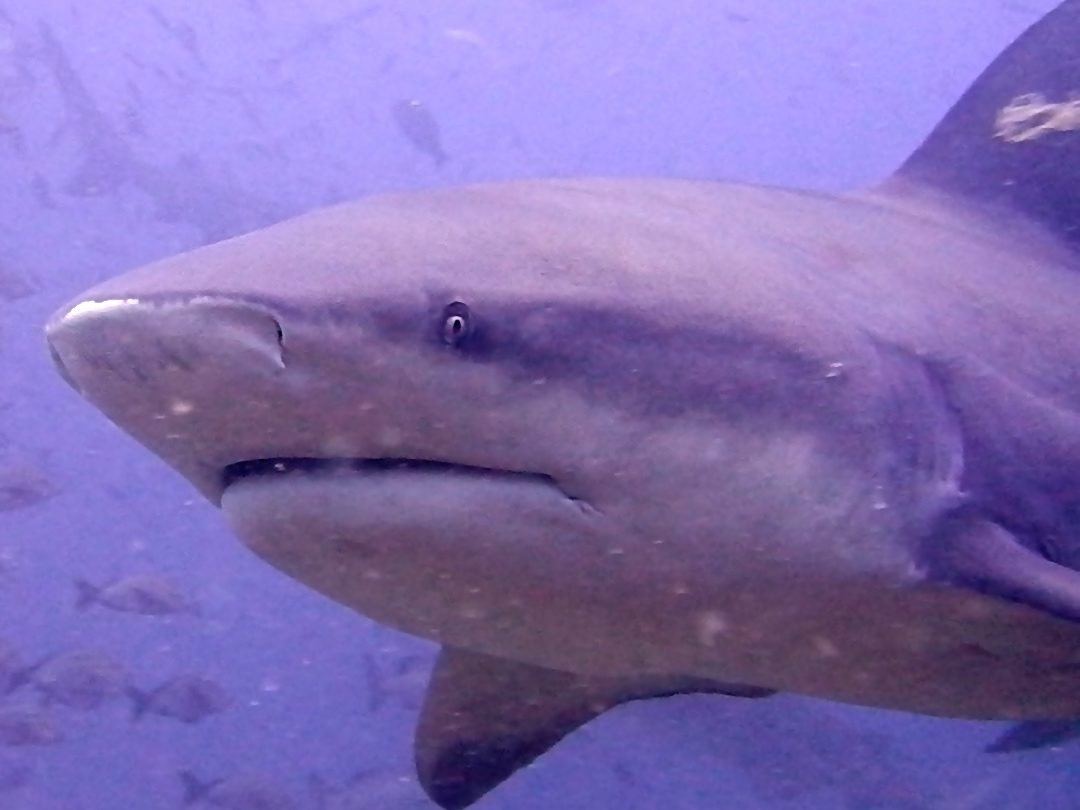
[218, 455, 610, 667]
[222, 457, 568, 496]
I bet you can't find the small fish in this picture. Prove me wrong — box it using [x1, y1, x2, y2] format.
[0, 706, 62, 746]
[0, 640, 25, 696]
[986, 718, 1080, 752]
[0, 751, 30, 792]
[24, 650, 128, 710]
[0, 461, 57, 512]
[0, 546, 16, 582]
[363, 652, 431, 712]
[74, 573, 195, 616]
[129, 674, 230, 724]
[442, 28, 486, 49]
[180, 769, 298, 809]
[309, 768, 427, 809]
[146, 7, 202, 61]
[391, 99, 448, 167]
[0, 261, 38, 302]
[30, 174, 56, 209]
[538, 0, 604, 10]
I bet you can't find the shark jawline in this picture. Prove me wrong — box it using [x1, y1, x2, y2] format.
[221, 457, 575, 498]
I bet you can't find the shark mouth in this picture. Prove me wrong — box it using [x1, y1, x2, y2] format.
[222, 457, 566, 493]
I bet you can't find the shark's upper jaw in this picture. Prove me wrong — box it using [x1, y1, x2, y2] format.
[44, 292, 588, 509]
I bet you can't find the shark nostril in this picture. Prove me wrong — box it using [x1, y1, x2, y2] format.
[272, 317, 286, 367]
[46, 339, 81, 392]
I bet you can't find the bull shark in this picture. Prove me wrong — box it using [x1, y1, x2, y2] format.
[44, 2, 1080, 807]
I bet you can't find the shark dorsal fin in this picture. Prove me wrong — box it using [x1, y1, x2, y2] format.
[894, 0, 1080, 248]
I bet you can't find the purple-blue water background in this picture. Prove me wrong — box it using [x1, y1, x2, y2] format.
[0, 1, 1072, 807]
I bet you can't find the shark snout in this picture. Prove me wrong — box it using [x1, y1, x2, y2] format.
[46, 335, 81, 394]
[46, 296, 287, 395]
[45, 295, 293, 501]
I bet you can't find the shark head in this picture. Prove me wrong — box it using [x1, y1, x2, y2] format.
[45, 171, 1080, 709]
[44, 2, 1080, 807]
[48, 179, 930, 678]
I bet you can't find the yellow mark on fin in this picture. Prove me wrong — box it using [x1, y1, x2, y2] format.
[994, 93, 1080, 143]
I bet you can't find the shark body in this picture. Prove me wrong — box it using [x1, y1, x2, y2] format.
[45, 3, 1080, 807]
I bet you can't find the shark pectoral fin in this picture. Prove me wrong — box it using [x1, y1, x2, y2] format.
[929, 513, 1080, 622]
[987, 719, 1080, 753]
[414, 646, 773, 809]
[414, 647, 608, 810]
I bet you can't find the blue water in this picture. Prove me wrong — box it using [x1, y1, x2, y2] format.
[0, 1, 1071, 807]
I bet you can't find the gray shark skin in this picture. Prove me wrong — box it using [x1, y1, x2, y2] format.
[44, 2, 1080, 808]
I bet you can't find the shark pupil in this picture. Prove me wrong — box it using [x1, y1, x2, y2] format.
[441, 302, 471, 346]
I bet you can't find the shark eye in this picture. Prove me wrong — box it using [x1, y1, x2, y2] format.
[441, 301, 472, 347]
